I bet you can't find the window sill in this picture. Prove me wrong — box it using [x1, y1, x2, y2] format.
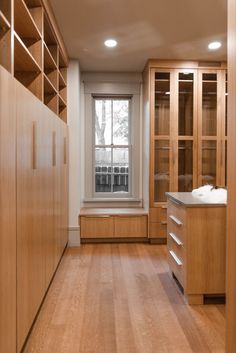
[83, 197, 142, 203]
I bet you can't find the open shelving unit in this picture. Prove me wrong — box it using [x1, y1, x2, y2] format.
[0, 0, 68, 122]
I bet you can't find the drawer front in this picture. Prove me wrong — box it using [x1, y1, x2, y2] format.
[80, 216, 114, 238]
[114, 216, 148, 238]
[168, 249, 184, 287]
[167, 231, 184, 262]
[149, 207, 167, 223]
[167, 199, 185, 225]
[149, 222, 167, 238]
[167, 216, 184, 242]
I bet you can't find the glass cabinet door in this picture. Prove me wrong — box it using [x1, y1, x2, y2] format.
[201, 140, 217, 185]
[154, 140, 169, 202]
[178, 140, 193, 191]
[154, 72, 170, 136]
[202, 73, 217, 136]
[178, 72, 194, 136]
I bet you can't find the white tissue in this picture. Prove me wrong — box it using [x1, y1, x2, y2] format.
[192, 185, 227, 203]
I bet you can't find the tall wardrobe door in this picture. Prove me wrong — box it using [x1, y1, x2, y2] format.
[16, 84, 45, 352]
[0, 67, 17, 353]
[61, 123, 68, 249]
[40, 109, 55, 288]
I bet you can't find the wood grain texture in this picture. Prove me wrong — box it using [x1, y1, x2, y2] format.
[226, 0, 236, 351]
[22, 244, 225, 353]
[0, 66, 17, 353]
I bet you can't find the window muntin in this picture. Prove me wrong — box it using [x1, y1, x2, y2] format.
[94, 97, 131, 195]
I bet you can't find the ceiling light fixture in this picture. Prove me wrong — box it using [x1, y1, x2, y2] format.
[104, 39, 117, 48]
[208, 41, 222, 50]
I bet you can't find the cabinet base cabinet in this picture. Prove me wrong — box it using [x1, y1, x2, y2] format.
[80, 209, 148, 240]
[0, 66, 68, 353]
[167, 193, 226, 304]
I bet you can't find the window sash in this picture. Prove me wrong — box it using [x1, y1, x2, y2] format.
[93, 97, 131, 196]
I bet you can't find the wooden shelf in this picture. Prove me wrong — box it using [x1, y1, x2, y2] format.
[14, 34, 41, 72]
[59, 86, 66, 103]
[14, 0, 41, 41]
[59, 106, 67, 122]
[0, 0, 68, 122]
[59, 70, 66, 89]
[0, 0, 11, 24]
[44, 74, 57, 96]
[0, 11, 10, 36]
[44, 12, 57, 46]
[59, 94, 66, 111]
[45, 69, 58, 91]
[44, 44, 57, 70]
[24, 0, 42, 7]
[0, 27, 11, 73]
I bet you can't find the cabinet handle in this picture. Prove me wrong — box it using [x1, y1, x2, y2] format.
[32, 121, 36, 170]
[161, 221, 167, 225]
[220, 140, 223, 167]
[169, 214, 182, 226]
[169, 232, 183, 246]
[169, 250, 182, 266]
[52, 131, 56, 166]
[64, 137, 67, 164]
[161, 205, 167, 209]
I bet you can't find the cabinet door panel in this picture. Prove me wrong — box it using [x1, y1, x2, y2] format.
[0, 67, 17, 353]
[114, 216, 147, 238]
[16, 84, 45, 352]
[81, 216, 114, 238]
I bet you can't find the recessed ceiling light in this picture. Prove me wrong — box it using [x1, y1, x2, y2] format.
[104, 39, 117, 48]
[208, 41, 222, 50]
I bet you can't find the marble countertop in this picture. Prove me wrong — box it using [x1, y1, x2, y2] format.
[166, 192, 227, 207]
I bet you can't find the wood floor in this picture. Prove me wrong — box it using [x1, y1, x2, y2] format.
[23, 244, 225, 353]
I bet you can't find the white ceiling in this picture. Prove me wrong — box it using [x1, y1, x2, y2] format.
[50, 0, 227, 72]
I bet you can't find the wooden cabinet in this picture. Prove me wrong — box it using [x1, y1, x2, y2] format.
[80, 209, 148, 240]
[0, 2, 69, 353]
[0, 67, 17, 353]
[143, 60, 227, 241]
[166, 192, 226, 304]
[16, 81, 69, 352]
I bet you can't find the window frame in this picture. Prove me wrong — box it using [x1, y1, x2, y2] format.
[92, 95, 133, 198]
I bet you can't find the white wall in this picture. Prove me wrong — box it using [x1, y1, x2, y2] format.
[67, 60, 81, 246]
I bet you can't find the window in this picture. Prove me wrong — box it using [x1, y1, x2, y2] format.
[94, 97, 131, 195]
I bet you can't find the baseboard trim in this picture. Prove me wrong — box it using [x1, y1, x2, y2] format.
[68, 226, 80, 246]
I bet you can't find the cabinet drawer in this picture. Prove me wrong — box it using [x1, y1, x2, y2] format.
[167, 200, 185, 225]
[168, 249, 184, 287]
[80, 216, 114, 238]
[114, 216, 147, 238]
[167, 217, 184, 242]
[149, 222, 167, 238]
[167, 231, 184, 262]
[149, 207, 167, 223]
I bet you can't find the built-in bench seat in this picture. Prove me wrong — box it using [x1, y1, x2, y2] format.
[79, 208, 148, 242]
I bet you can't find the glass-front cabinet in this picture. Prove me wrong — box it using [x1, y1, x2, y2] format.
[147, 62, 227, 242]
[198, 70, 227, 187]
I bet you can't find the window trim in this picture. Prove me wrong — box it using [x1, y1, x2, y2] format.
[92, 96, 132, 198]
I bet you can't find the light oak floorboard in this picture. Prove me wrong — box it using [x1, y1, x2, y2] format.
[23, 244, 225, 353]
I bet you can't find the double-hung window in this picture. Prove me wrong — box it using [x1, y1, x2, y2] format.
[93, 96, 131, 196]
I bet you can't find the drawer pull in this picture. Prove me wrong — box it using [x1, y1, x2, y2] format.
[169, 232, 182, 246]
[169, 214, 182, 226]
[169, 250, 182, 266]
[161, 205, 167, 209]
[161, 221, 167, 225]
